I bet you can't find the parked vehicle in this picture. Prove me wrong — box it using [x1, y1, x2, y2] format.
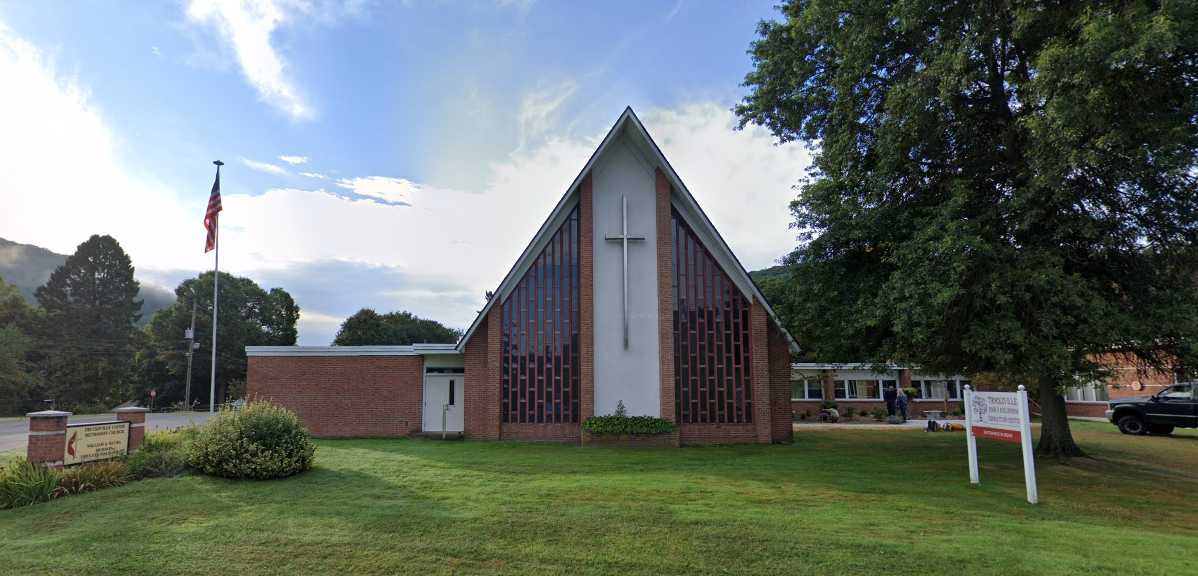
[1106, 382, 1197, 435]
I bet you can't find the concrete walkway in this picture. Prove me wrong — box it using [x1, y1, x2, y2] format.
[0, 411, 214, 453]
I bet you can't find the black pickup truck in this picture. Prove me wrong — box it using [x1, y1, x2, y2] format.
[1106, 382, 1197, 436]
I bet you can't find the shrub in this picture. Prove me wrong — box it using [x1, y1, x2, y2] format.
[820, 400, 838, 410]
[128, 430, 193, 479]
[0, 458, 60, 509]
[128, 449, 188, 479]
[871, 408, 886, 421]
[842, 407, 856, 418]
[187, 401, 316, 479]
[583, 414, 676, 435]
[55, 461, 130, 497]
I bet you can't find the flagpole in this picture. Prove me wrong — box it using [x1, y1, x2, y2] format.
[209, 160, 223, 413]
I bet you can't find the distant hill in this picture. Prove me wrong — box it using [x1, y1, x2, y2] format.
[749, 264, 791, 283]
[0, 237, 176, 326]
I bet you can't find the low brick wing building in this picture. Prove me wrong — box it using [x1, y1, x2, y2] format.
[247, 108, 799, 445]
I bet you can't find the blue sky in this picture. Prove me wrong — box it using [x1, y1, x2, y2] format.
[1, 0, 811, 344]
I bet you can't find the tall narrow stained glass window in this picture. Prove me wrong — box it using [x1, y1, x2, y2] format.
[500, 206, 581, 424]
[672, 208, 753, 424]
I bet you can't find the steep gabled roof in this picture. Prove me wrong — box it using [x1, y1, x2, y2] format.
[457, 107, 799, 354]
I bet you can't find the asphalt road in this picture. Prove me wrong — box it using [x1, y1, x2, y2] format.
[0, 412, 214, 453]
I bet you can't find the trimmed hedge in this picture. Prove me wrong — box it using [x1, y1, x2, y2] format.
[582, 415, 676, 436]
[187, 401, 316, 480]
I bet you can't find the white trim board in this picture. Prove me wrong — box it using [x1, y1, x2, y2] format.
[246, 344, 459, 357]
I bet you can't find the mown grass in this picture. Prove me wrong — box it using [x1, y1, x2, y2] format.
[0, 420, 1193, 575]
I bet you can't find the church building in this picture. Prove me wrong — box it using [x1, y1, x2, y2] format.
[246, 108, 798, 445]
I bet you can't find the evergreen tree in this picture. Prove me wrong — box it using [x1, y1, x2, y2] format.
[737, 1, 1198, 458]
[35, 235, 142, 410]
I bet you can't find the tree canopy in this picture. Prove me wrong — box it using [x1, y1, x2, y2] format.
[333, 309, 461, 346]
[34, 235, 142, 410]
[0, 277, 39, 414]
[137, 272, 300, 408]
[737, 1, 1198, 457]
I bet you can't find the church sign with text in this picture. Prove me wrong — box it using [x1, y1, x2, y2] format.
[63, 421, 130, 466]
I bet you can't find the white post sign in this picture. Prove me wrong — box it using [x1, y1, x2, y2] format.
[963, 385, 1038, 504]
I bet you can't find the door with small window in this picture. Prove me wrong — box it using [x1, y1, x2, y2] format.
[423, 374, 464, 432]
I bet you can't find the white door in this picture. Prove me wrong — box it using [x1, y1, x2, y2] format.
[423, 374, 463, 432]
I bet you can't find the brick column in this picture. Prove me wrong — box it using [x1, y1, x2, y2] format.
[463, 315, 495, 440]
[655, 168, 675, 423]
[579, 173, 595, 424]
[115, 406, 149, 452]
[485, 306, 503, 439]
[27, 410, 71, 467]
[750, 299, 772, 443]
[767, 325, 794, 443]
[899, 368, 912, 390]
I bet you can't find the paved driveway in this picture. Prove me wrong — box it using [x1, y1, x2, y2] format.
[0, 412, 214, 453]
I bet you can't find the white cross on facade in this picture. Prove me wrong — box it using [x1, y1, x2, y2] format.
[604, 194, 645, 349]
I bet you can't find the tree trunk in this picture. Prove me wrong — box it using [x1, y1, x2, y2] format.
[1035, 376, 1086, 459]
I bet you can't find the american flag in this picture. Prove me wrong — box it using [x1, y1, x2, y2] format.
[204, 165, 222, 253]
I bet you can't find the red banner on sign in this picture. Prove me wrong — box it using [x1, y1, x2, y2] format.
[973, 426, 1021, 443]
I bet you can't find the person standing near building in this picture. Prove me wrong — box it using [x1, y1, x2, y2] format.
[884, 384, 897, 417]
[896, 387, 909, 422]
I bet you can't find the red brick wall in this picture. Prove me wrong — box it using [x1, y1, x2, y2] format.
[463, 314, 496, 440]
[750, 299, 772, 442]
[1066, 403, 1109, 417]
[1093, 352, 1176, 399]
[656, 168, 676, 424]
[27, 413, 68, 466]
[768, 324, 793, 443]
[501, 423, 581, 442]
[247, 355, 423, 437]
[679, 423, 758, 445]
[580, 173, 595, 424]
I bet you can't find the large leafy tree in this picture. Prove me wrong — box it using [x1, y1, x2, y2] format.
[138, 272, 300, 407]
[333, 308, 460, 346]
[738, 1, 1198, 457]
[35, 235, 142, 410]
[0, 277, 39, 414]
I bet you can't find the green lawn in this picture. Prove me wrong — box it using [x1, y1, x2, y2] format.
[1, 421, 1195, 575]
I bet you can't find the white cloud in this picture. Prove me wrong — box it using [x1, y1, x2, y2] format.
[151, 46, 162, 57]
[240, 157, 288, 175]
[517, 80, 577, 150]
[185, 0, 313, 120]
[277, 154, 308, 165]
[299, 171, 328, 180]
[1, 23, 807, 345]
[334, 176, 422, 205]
[665, 0, 685, 22]
[0, 22, 195, 269]
[640, 102, 810, 268]
[496, 0, 536, 12]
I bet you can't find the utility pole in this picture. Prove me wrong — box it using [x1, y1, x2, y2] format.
[184, 286, 198, 412]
